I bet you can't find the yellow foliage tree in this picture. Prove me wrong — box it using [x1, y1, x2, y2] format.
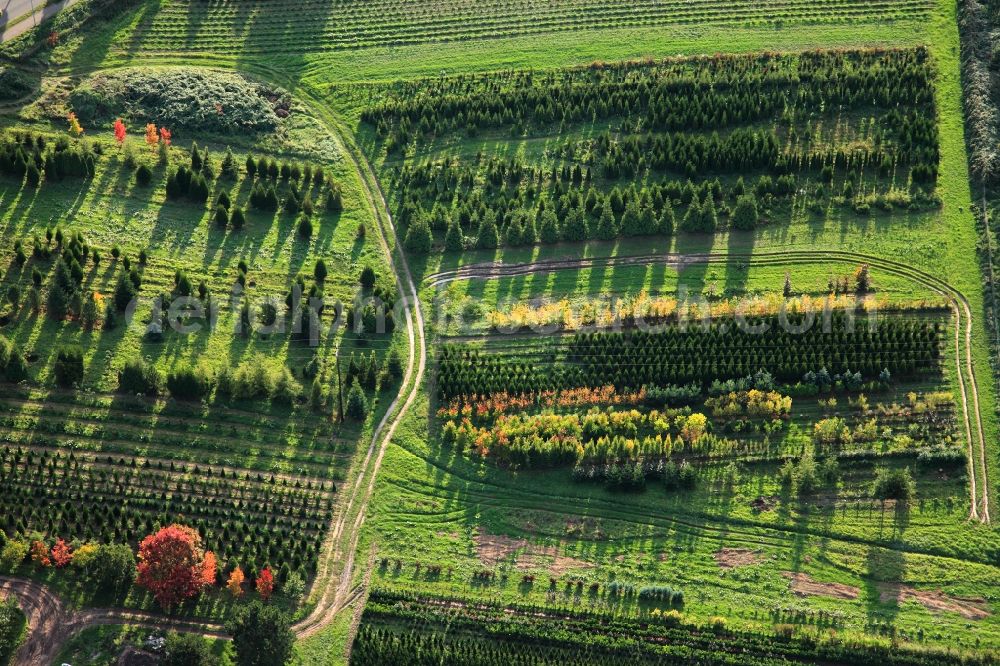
[67, 112, 84, 136]
[227, 566, 245, 597]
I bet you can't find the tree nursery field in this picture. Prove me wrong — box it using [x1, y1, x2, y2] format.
[0, 0, 997, 664]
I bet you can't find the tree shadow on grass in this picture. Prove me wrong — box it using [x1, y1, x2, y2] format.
[235, 0, 334, 92]
[67, 0, 164, 71]
[674, 232, 715, 300]
[863, 541, 906, 636]
[312, 209, 343, 259]
[724, 228, 754, 297]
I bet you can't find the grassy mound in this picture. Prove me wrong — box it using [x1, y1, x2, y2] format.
[69, 67, 290, 134]
[0, 67, 34, 102]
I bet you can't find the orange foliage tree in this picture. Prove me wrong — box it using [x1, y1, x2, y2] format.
[30, 540, 51, 567]
[51, 538, 73, 568]
[145, 123, 159, 149]
[227, 566, 245, 598]
[135, 524, 216, 609]
[201, 550, 217, 587]
[255, 567, 274, 601]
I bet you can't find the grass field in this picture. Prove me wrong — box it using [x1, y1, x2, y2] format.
[0, 0, 996, 663]
[87, 0, 937, 57]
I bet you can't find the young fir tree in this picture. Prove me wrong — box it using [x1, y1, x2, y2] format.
[699, 194, 718, 233]
[680, 197, 702, 233]
[220, 147, 238, 179]
[731, 193, 759, 231]
[620, 200, 643, 236]
[476, 212, 500, 249]
[638, 204, 658, 235]
[561, 208, 589, 242]
[404, 217, 433, 253]
[659, 203, 675, 236]
[345, 378, 368, 421]
[444, 218, 464, 251]
[596, 205, 618, 240]
[539, 209, 560, 243]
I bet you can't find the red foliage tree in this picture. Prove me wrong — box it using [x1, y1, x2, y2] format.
[50, 538, 73, 568]
[159, 127, 172, 146]
[135, 524, 214, 609]
[113, 118, 126, 147]
[256, 567, 274, 601]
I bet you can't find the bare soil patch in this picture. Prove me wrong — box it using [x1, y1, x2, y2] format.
[715, 548, 763, 569]
[564, 517, 605, 539]
[750, 496, 779, 512]
[117, 648, 158, 666]
[878, 583, 990, 620]
[474, 531, 529, 567]
[474, 529, 593, 575]
[783, 572, 860, 600]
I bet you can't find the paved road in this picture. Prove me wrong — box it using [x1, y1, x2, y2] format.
[0, 0, 81, 43]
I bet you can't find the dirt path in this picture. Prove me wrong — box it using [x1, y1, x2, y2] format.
[427, 248, 992, 524]
[288, 83, 428, 639]
[0, 576, 223, 665]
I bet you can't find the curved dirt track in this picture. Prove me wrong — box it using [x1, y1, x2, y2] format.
[427, 248, 992, 524]
[288, 87, 428, 639]
[0, 577, 224, 666]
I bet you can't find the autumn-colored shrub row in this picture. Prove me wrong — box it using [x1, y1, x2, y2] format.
[440, 405, 744, 468]
[437, 385, 651, 419]
[1, 524, 283, 609]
